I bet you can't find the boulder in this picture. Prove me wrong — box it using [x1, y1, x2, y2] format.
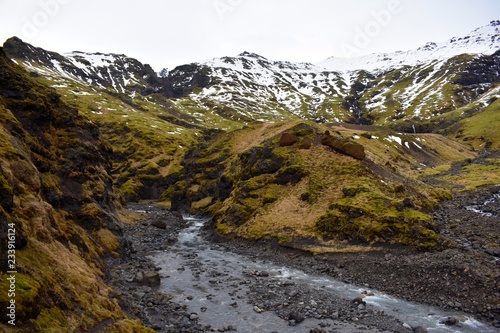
[321, 131, 365, 160]
[439, 316, 459, 326]
[151, 220, 167, 229]
[134, 271, 161, 286]
[288, 311, 305, 323]
[279, 133, 298, 147]
[299, 138, 313, 149]
[352, 295, 366, 305]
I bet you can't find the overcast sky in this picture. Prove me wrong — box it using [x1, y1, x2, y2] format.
[0, 0, 499, 71]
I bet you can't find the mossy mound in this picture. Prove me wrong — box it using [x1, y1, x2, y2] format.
[164, 120, 474, 250]
[316, 188, 439, 248]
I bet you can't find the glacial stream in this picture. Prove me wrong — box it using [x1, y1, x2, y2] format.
[151, 216, 499, 333]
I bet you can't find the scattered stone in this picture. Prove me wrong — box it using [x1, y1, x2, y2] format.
[142, 271, 161, 286]
[321, 131, 366, 160]
[439, 316, 459, 326]
[151, 220, 167, 229]
[352, 295, 366, 305]
[133, 271, 161, 286]
[256, 270, 270, 277]
[309, 328, 326, 333]
[253, 305, 264, 313]
[133, 271, 144, 283]
[288, 311, 305, 323]
[402, 322, 412, 330]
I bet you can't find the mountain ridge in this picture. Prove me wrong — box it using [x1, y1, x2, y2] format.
[4, 20, 499, 132]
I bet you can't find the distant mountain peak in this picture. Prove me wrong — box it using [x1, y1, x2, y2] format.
[237, 51, 268, 59]
[489, 19, 500, 27]
[318, 21, 500, 72]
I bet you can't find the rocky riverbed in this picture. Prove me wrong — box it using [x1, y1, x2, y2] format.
[106, 200, 499, 333]
[107, 205, 405, 332]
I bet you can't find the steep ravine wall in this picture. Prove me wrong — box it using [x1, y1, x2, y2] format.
[0, 48, 151, 332]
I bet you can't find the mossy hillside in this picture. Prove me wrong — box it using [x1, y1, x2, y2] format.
[455, 95, 500, 149]
[328, 124, 475, 182]
[55, 87, 200, 199]
[168, 121, 467, 249]
[238, 141, 440, 248]
[164, 120, 317, 208]
[356, 56, 489, 127]
[168, 97, 243, 130]
[0, 125, 145, 332]
[11, 58, 209, 201]
[0, 51, 150, 332]
[316, 188, 439, 248]
[384, 83, 499, 151]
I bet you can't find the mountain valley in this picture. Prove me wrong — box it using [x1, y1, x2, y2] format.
[0, 21, 499, 332]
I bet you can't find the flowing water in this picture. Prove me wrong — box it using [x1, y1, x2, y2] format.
[151, 216, 499, 333]
[465, 193, 500, 217]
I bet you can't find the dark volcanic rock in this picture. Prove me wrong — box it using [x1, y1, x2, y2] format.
[151, 220, 167, 229]
[239, 146, 284, 179]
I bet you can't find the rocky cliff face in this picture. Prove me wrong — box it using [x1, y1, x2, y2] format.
[0, 48, 149, 332]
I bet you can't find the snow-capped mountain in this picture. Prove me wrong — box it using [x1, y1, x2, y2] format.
[3, 36, 162, 96]
[3, 21, 499, 130]
[318, 20, 500, 72]
[164, 51, 349, 122]
[163, 21, 499, 125]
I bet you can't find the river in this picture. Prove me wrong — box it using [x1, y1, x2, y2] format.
[149, 215, 498, 333]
